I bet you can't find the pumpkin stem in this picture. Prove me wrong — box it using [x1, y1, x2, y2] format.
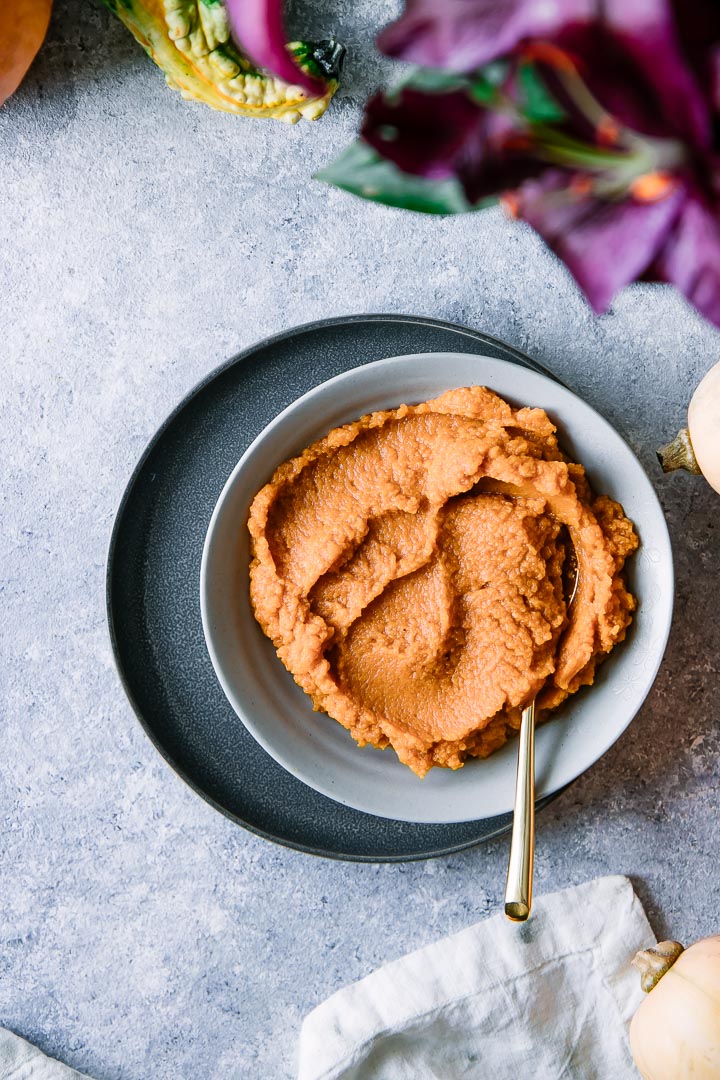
[633, 941, 685, 992]
[657, 429, 701, 475]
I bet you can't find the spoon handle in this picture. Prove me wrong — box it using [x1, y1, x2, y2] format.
[504, 700, 535, 922]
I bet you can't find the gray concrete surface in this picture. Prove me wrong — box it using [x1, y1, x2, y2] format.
[1, 2, 719, 1077]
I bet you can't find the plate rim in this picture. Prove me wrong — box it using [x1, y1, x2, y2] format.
[199, 349, 674, 823]
[106, 314, 586, 860]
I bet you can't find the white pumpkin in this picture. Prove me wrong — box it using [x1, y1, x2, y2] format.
[630, 937, 720, 1079]
[658, 359, 720, 494]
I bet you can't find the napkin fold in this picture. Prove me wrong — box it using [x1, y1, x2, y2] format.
[1, 876, 655, 1080]
[0, 1029, 84, 1079]
[298, 875, 654, 1080]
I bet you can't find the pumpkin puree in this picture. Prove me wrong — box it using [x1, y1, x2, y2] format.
[248, 387, 638, 777]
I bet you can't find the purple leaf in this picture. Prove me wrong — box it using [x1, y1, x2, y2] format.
[363, 0, 720, 330]
[379, 1, 715, 146]
[378, 0, 591, 73]
[458, 112, 551, 203]
[224, 0, 325, 96]
[361, 86, 548, 201]
[561, 0, 713, 149]
[670, 0, 720, 109]
[361, 88, 482, 180]
[515, 170, 685, 312]
[651, 193, 720, 326]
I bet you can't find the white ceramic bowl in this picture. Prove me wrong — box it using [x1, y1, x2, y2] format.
[200, 353, 673, 824]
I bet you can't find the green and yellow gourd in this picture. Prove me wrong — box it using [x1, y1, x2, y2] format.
[103, 0, 342, 122]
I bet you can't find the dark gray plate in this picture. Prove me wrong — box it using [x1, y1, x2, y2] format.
[107, 314, 561, 862]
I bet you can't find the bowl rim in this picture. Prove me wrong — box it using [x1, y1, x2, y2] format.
[200, 351, 674, 823]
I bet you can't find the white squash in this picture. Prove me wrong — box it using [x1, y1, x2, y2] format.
[630, 937, 720, 1080]
[658, 359, 720, 494]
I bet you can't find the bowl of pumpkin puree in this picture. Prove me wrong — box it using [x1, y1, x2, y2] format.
[201, 353, 673, 824]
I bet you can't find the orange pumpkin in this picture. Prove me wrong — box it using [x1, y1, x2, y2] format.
[0, 0, 53, 107]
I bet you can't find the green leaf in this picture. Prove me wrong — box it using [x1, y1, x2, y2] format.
[394, 66, 470, 94]
[469, 60, 509, 106]
[517, 63, 567, 124]
[384, 65, 501, 108]
[291, 40, 345, 82]
[316, 141, 493, 215]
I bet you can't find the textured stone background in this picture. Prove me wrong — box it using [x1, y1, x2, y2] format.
[1, 2, 719, 1077]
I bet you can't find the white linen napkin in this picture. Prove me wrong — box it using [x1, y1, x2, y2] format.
[298, 875, 654, 1080]
[0, 1029, 85, 1079]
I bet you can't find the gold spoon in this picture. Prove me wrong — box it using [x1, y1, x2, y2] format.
[504, 544, 579, 923]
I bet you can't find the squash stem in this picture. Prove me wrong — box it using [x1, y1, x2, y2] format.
[657, 429, 701, 475]
[633, 941, 685, 993]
